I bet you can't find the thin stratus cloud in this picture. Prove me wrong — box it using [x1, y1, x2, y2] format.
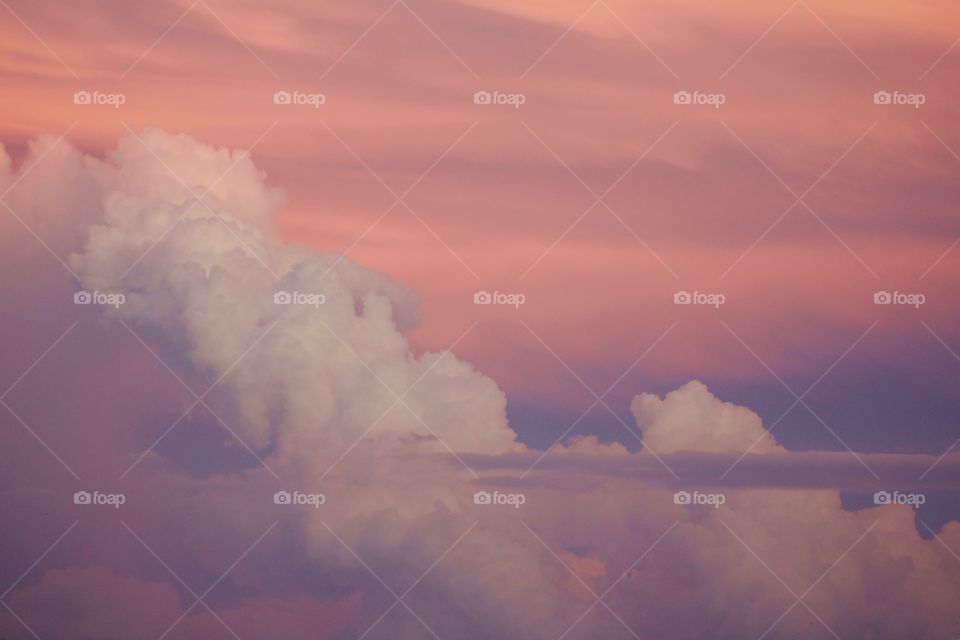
[0, 1, 959, 639]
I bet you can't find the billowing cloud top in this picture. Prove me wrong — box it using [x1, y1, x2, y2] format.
[633, 380, 784, 454]
[69, 129, 521, 465]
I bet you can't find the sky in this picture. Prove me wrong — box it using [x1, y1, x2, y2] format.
[1, 0, 959, 638]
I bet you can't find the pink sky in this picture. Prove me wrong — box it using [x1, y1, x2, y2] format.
[2, 1, 960, 638]
[2, 0, 959, 403]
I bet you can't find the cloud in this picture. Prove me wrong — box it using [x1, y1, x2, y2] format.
[2, 566, 182, 640]
[69, 128, 520, 463]
[1, 129, 958, 640]
[632, 380, 784, 454]
[0, 564, 363, 640]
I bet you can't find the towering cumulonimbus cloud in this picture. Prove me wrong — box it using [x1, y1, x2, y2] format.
[70, 128, 522, 469]
[64, 128, 598, 639]
[0, 129, 954, 640]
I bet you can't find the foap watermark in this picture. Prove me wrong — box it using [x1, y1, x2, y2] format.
[673, 90, 725, 109]
[674, 290, 725, 308]
[873, 90, 925, 109]
[873, 490, 925, 509]
[473, 90, 526, 109]
[473, 490, 526, 509]
[874, 290, 925, 308]
[73, 490, 126, 509]
[273, 490, 326, 508]
[274, 290, 326, 308]
[74, 290, 125, 308]
[673, 490, 726, 509]
[273, 90, 326, 109]
[73, 90, 126, 109]
[474, 290, 526, 309]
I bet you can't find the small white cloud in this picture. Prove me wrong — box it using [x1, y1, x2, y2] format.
[631, 380, 784, 454]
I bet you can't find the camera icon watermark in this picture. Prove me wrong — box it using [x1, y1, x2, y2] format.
[673, 490, 726, 509]
[873, 291, 925, 308]
[273, 290, 326, 308]
[273, 90, 326, 109]
[673, 90, 725, 108]
[73, 90, 126, 109]
[473, 290, 526, 308]
[473, 90, 526, 109]
[673, 290, 725, 308]
[73, 490, 126, 509]
[273, 490, 326, 508]
[473, 490, 526, 509]
[74, 290, 126, 308]
[873, 490, 925, 509]
[873, 90, 925, 108]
